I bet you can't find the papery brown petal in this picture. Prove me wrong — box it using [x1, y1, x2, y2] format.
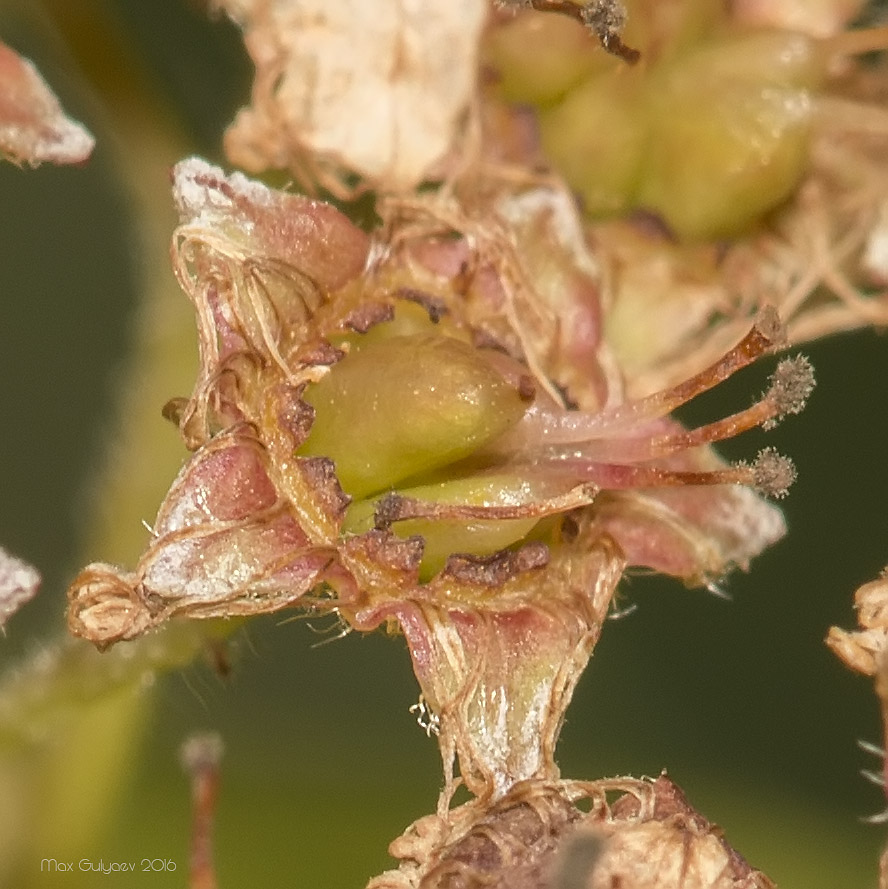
[372, 775, 774, 889]
[417, 784, 581, 889]
[596, 483, 786, 584]
[216, 0, 487, 191]
[582, 774, 775, 889]
[0, 42, 94, 166]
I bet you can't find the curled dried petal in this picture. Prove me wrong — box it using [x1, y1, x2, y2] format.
[172, 157, 369, 291]
[67, 428, 337, 648]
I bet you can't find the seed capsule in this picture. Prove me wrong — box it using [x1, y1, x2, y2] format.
[298, 333, 530, 498]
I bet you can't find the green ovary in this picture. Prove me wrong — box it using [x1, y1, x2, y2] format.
[298, 332, 528, 500]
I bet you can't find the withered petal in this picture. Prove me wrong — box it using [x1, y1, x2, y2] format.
[0, 42, 94, 166]
[217, 0, 487, 190]
[596, 482, 787, 584]
[172, 157, 370, 291]
[67, 428, 338, 648]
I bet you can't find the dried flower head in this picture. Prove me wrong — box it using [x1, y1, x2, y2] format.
[370, 774, 775, 888]
[67, 161, 811, 811]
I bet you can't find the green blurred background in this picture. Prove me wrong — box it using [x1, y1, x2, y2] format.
[0, 1, 887, 886]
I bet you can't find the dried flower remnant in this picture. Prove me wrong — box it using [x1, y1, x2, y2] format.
[827, 569, 888, 683]
[827, 570, 888, 820]
[370, 774, 774, 888]
[0, 41, 94, 166]
[215, 0, 487, 192]
[0, 546, 40, 630]
[67, 161, 812, 819]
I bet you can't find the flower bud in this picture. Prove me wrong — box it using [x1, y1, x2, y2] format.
[637, 30, 823, 239]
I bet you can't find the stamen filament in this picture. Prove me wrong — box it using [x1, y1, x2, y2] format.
[517, 0, 641, 63]
[509, 308, 785, 448]
[374, 483, 598, 529]
[563, 354, 815, 462]
[565, 399, 779, 463]
[529, 448, 796, 498]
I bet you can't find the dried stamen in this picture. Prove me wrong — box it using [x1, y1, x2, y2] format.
[373, 483, 598, 529]
[498, 0, 640, 63]
[560, 355, 814, 463]
[511, 307, 787, 447]
[528, 447, 796, 499]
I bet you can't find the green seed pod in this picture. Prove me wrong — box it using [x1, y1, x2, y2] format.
[539, 67, 647, 217]
[486, 12, 612, 106]
[298, 333, 529, 498]
[637, 30, 824, 240]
